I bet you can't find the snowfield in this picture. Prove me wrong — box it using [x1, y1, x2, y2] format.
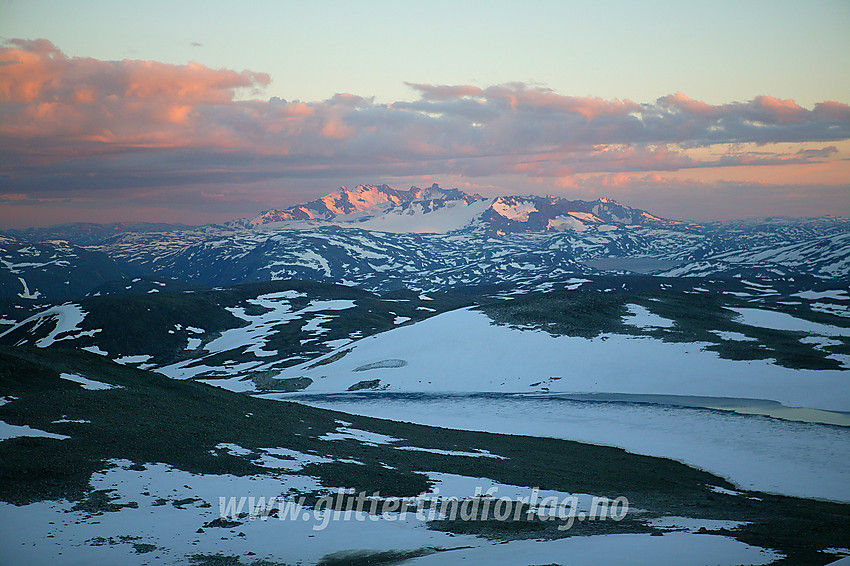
[276, 308, 850, 412]
[0, 303, 100, 348]
[154, 293, 358, 380]
[0, 421, 70, 442]
[0, 459, 781, 566]
[266, 305, 850, 503]
[730, 307, 850, 336]
[59, 373, 122, 391]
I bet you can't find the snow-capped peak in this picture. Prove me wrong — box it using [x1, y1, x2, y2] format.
[241, 184, 490, 232]
[239, 185, 674, 235]
[319, 184, 402, 215]
[481, 194, 671, 234]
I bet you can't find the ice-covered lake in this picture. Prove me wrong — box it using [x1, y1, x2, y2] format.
[279, 392, 850, 502]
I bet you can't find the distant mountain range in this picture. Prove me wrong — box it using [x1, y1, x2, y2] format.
[0, 235, 127, 301]
[1, 183, 849, 300]
[242, 184, 485, 228]
[232, 183, 681, 234]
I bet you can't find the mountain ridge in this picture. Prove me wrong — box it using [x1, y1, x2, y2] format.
[240, 183, 489, 231]
[2, 185, 849, 301]
[237, 183, 682, 234]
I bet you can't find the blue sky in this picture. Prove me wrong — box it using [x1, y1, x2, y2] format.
[1, 0, 849, 227]
[5, 0, 849, 106]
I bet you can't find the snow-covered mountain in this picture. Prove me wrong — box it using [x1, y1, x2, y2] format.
[482, 195, 679, 234]
[92, 221, 850, 294]
[4, 222, 191, 247]
[0, 236, 126, 300]
[4, 275, 847, 394]
[0, 280, 469, 386]
[2, 184, 849, 301]
[235, 184, 682, 235]
[4, 187, 850, 566]
[239, 183, 492, 233]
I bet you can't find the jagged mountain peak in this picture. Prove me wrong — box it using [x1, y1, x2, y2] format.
[320, 184, 401, 215]
[483, 193, 672, 233]
[239, 183, 678, 234]
[243, 183, 489, 230]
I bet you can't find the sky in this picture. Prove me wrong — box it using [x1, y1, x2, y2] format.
[1, 0, 849, 228]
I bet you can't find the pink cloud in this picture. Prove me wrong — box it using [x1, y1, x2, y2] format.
[0, 39, 268, 105]
[0, 39, 270, 154]
[813, 100, 850, 120]
[483, 85, 640, 120]
[752, 96, 805, 124]
[657, 92, 717, 117]
[1, 39, 848, 218]
[406, 83, 484, 100]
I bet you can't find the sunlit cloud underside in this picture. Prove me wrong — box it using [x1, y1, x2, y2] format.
[1, 39, 849, 225]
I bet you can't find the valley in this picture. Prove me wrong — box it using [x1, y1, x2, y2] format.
[1, 185, 848, 565]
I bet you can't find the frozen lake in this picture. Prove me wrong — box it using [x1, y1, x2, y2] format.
[278, 392, 850, 502]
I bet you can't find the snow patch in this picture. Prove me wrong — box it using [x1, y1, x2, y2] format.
[547, 215, 589, 232]
[709, 330, 757, 342]
[491, 198, 537, 222]
[0, 420, 70, 441]
[794, 290, 849, 301]
[16, 277, 41, 299]
[647, 516, 748, 533]
[81, 345, 109, 355]
[397, 446, 507, 459]
[114, 355, 152, 365]
[730, 307, 850, 336]
[319, 426, 400, 446]
[59, 373, 122, 391]
[623, 304, 675, 329]
[0, 303, 99, 348]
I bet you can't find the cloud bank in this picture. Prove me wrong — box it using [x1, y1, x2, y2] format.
[1, 40, 848, 224]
